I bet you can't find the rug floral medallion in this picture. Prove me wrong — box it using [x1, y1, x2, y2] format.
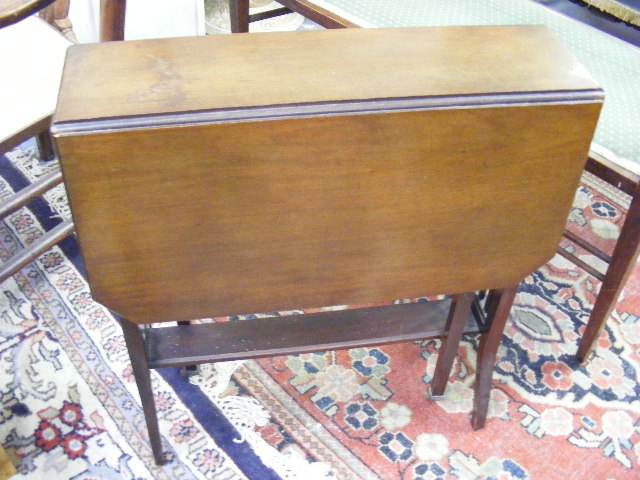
[0, 145, 639, 479]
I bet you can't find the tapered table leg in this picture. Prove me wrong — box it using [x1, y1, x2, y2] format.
[577, 188, 640, 363]
[430, 292, 474, 398]
[471, 285, 518, 430]
[119, 317, 166, 465]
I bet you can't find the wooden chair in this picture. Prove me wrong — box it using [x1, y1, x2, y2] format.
[0, 0, 56, 28]
[0, 3, 75, 284]
[99, 0, 355, 41]
[228, 0, 640, 364]
[52, 25, 601, 465]
[99, 0, 356, 40]
[228, 0, 357, 32]
[37, 0, 76, 42]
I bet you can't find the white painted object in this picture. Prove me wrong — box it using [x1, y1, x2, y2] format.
[0, 17, 71, 147]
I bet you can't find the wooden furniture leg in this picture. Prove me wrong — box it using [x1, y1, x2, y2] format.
[229, 0, 249, 33]
[35, 131, 55, 161]
[430, 292, 474, 398]
[119, 317, 165, 465]
[39, 0, 76, 42]
[100, 0, 126, 41]
[177, 321, 198, 376]
[472, 285, 518, 430]
[576, 185, 640, 362]
[483, 289, 502, 317]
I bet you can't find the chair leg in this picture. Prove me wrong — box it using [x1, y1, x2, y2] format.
[229, 0, 250, 33]
[576, 188, 640, 363]
[119, 317, 166, 465]
[36, 132, 55, 162]
[430, 292, 474, 398]
[177, 321, 198, 376]
[484, 289, 502, 317]
[40, 0, 78, 43]
[100, 0, 127, 41]
[471, 285, 518, 430]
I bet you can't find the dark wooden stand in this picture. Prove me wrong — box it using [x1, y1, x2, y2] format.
[119, 288, 515, 465]
[52, 26, 602, 465]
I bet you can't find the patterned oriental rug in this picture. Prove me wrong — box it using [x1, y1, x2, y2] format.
[1, 142, 639, 479]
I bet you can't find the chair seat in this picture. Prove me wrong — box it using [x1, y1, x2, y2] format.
[0, 15, 70, 150]
[306, 0, 640, 175]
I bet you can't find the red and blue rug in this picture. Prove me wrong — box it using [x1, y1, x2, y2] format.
[0, 143, 638, 479]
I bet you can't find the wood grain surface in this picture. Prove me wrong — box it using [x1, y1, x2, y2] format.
[57, 103, 601, 323]
[54, 25, 600, 123]
[53, 26, 603, 324]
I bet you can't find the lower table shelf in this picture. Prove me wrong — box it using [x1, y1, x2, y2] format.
[145, 298, 485, 369]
